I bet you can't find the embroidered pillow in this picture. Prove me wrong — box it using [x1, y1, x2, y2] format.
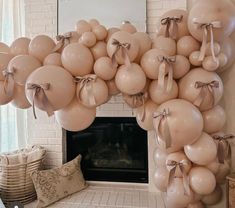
[31, 155, 87, 208]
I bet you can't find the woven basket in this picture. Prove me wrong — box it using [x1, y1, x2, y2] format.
[0, 146, 46, 205]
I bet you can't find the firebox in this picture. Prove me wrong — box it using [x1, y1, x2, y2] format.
[65, 117, 148, 183]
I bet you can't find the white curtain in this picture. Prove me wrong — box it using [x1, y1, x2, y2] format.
[0, 0, 27, 152]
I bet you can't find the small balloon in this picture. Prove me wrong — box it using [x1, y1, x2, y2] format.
[177, 36, 200, 57]
[10, 37, 30, 56]
[120, 21, 137, 34]
[152, 36, 176, 56]
[79, 32, 97, 48]
[90, 41, 108, 60]
[43, 53, 62, 66]
[92, 25, 107, 41]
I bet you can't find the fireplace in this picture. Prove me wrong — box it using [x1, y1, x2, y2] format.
[65, 117, 148, 183]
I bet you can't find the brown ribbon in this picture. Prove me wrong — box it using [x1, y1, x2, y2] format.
[111, 38, 131, 68]
[53, 32, 72, 52]
[161, 15, 183, 40]
[132, 92, 148, 122]
[27, 83, 54, 119]
[193, 80, 219, 108]
[74, 75, 97, 107]
[193, 20, 222, 62]
[213, 134, 234, 164]
[2, 67, 16, 97]
[166, 160, 191, 196]
[153, 109, 171, 149]
[157, 55, 176, 93]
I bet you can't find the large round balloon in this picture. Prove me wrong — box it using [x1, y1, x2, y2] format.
[155, 99, 203, 150]
[177, 36, 200, 57]
[188, 0, 235, 42]
[136, 99, 158, 131]
[28, 35, 55, 62]
[0, 53, 14, 81]
[55, 99, 96, 131]
[189, 167, 216, 195]
[8, 55, 41, 84]
[11, 85, 31, 109]
[0, 42, 10, 53]
[61, 43, 94, 76]
[26, 65, 76, 112]
[90, 41, 108, 60]
[184, 132, 217, 165]
[153, 148, 167, 167]
[153, 167, 169, 192]
[107, 31, 139, 65]
[10, 37, 30, 56]
[152, 36, 176, 56]
[0, 81, 13, 105]
[178, 68, 223, 111]
[43, 53, 62, 66]
[201, 185, 222, 205]
[115, 63, 146, 95]
[202, 105, 226, 134]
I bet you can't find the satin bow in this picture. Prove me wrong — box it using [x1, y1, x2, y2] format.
[53, 32, 72, 52]
[132, 92, 148, 122]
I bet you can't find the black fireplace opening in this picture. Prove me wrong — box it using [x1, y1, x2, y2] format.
[66, 117, 148, 183]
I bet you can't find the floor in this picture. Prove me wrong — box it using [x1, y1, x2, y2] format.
[25, 183, 164, 208]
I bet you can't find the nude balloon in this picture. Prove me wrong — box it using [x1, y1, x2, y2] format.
[26, 65, 76, 111]
[189, 167, 216, 195]
[189, 51, 202, 66]
[106, 79, 120, 96]
[153, 167, 169, 192]
[43, 53, 62, 66]
[75, 20, 92, 36]
[28, 35, 55, 62]
[120, 22, 137, 34]
[107, 31, 139, 64]
[0, 42, 10, 53]
[172, 55, 190, 79]
[90, 41, 108, 60]
[0, 81, 13, 105]
[156, 99, 203, 150]
[152, 36, 176, 56]
[177, 36, 200, 57]
[201, 185, 222, 205]
[153, 148, 167, 167]
[149, 78, 178, 105]
[187, 202, 205, 208]
[202, 105, 226, 134]
[205, 157, 220, 174]
[178, 68, 223, 111]
[10, 37, 30, 56]
[61, 43, 94, 76]
[217, 53, 228, 68]
[136, 100, 158, 131]
[55, 99, 96, 132]
[11, 85, 31, 109]
[79, 32, 97, 48]
[184, 132, 217, 165]
[89, 19, 100, 29]
[105, 27, 120, 43]
[92, 25, 107, 41]
[0, 53, 14, 81]
[115, 63, 146, 95]
[205, 42, 221, 56]
[202, 56, 219, 72]
[216, 162, 230, 184]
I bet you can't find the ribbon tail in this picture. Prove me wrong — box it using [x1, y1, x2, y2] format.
[166, 66, 173, 93]
[41, 91, 54, 117]
[122, 47, 131, 67]
[209, 26, 217, 62]
[198, 28, 207, 61]
[4, 76, 15, 97]
[52, 41, 64, 52]
[193, 86, 206, 107]
[167, 167, 176, 194]
[32, 91, 38, 119]
[153, 115, 162, 146]
[180, 166, 191, 196]
[169, 20, 177, 40]
[162, 117, 171, 149]
[164, 22, 170, 38]
[111, 48, 119, 69]
[86, 82, 96, 107]
[158, 62, 166, 91]
[140, 103, 146, 122]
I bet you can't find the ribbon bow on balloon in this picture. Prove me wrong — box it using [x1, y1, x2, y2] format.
[157, 55, 176, 93]
[2, 67, 16, 97]
[132, 92, 148, 122]
[27, 83, 54, 119]
[111, 38, 131, 68]
[153, 109, 172, 149]
[193, 80, 219, 108]
[166, 159, 191, 196]
[212, 134, 234, 164]
[161, 15, 183, 40]
[193, 19, 222, 61]
[53, 32, 72, 52]
[74, 75, 97, 107]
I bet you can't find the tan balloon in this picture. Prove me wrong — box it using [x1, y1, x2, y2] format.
[166, 151, 192, 177]
[77, 75, 109, 108]
[189, 51, 202, 66]
[216, 162, 230, 184]
[0, 81, 13, 105]
[136, 100, 158, 131]
[165, 178, 194, 208]
[205, 42, 221, 56]
[173, 55, 190, 79]
[133, 32, 152, 63]
[217, 53, 228, 68]
[8, 55, 41, 84]
[106, 79, 120, 96]
[90, 41, 108, 60]
[184, 132, 217, 165]
[43, 53, 62, 66]
[10, 37, 30, 56]
[26, 65, 76, 111]
[61, 43, 94, 76]
[202, 56, 219, 71]
[120, 22, 137, 34]
[177, 36, 200, 57]
[205, 157, 220, 174]
[140, 48, 168, 79]
[153, 148, 167, 167]
[11, 85, 31, 109]
[152, 36, 176, 56]
[0, 42, 10, 53]
[178, 68, 224, 111]
[28, 35, 55, 62]
[202, 105, 226, 134]
[156, 99, 203, 150]
[55, 99, 96, 132]
[94, 57, 117, 80]
[115, 63, 146, 95]
[153, 167, 169, 192]
[0, 53, 14, 81]
[105, 27, 120, 43]
[149, 78, 178, 105]
[158, 9, 190, 40]
[187, 202, 205, 208]
[189, 167, 216, 195]
[75, 20, 92, 36]
[188, 0, 235, 42]
[79, 32, 97, 48]
[89, 19, 100, 29]
[201, 185, 222, 205]
[92, 25, 107, 41]
[107, 31, 139, 64]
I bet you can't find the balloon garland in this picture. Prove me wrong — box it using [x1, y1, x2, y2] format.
[0, 1, 235, 207]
